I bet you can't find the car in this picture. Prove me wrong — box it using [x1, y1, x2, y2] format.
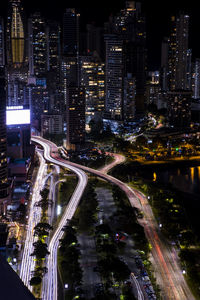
[141, 271, 148, 276]
[142, 276, 150, 281]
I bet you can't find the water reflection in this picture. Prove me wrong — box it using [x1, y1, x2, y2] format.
[152, 166, 200, 194]
[153, 172, 157, 182]
[190, 167, 194, 184]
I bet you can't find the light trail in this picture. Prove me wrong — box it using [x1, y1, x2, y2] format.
[130, 273, 144, 300]
[32, 136, 194, 300]
[20, 151, 47, 290]
[31, 137, 88, 300]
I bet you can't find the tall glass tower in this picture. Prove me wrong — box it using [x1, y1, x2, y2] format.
[7, 0, 26, 68]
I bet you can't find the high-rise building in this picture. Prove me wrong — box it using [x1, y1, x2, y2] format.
[0, 18, 5, 67]
[41, 114, 63, 136]
[0, 69, 8, 199]
[80, 55, 105, 121]
[114, 1, 146, 114]
[105, 34, 124, 120]
[7, 0, 26, 68]
[63, 8, 80, 57]
[168, 13, 190, 91]
[192, 59, 200, 99]
[47, 21, 61, 72]
[105, 1, 146, 119]
[166, 12, 192, 128]
[27, 77, 50, 130]
[123, 73, 136, 121]
[6, 69, 28, 106]
[6, 0, 28, 107]
[168, 16, 177, 91]
[160, 37, 169, 91]
[167, 90, 191, 127]
[60, 56, 79, 108]
[28, 12, 47, 77]
[66, 86, 85, 150]
[86, 24, 104, 59]
[186, 49, 192, 90]
[175, 13, 190, 90]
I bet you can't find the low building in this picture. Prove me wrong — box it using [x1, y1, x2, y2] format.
[41, 114, 63, 136]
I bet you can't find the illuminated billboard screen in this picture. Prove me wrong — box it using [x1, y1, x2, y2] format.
[6, 108, 31, 125]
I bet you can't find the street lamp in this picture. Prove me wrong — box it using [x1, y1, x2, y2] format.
[63, 283, 68, 300]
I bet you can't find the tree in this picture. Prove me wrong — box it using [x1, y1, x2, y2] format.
[30, 276, 42, 286]
[34, 222, 53, 239]
[31, 266, 48, 277]
[31, 240, 49, 259]
[96, 224, 112, 235]
[40, 188, 49, 200]
[135, 136, 147, 149]
[36, 198, 53, 211]
[111, 257, 130, 282]
[89, 119, 104, 139]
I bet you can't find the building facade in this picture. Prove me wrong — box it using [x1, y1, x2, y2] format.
[66, 86, 85, 150]
[0, 69, 8, 198]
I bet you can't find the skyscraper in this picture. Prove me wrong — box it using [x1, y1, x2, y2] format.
[167, 90, 191, 127]
[167, 12, 192, 128]
[0, 68, 8, 199]
[86, 24, 104, 59]
[0, 18, 5, 67]
[175, 13, 190, 90]
[192, 59, 200, 99]
[80, 55, 105, 121]
[6, 0, 28, 107]
[105, 1, 146, 119]
[114, 1, 146, 114]
[160, 37, 169, 91]
[66, 87, 85, 150]
[105, 34, 124, 120]
[7, 0, 26, 68]
[47, 21, 61, 72]
[168, 13, 190, 91]
[28, 12, 47, 77]
[63, 8, 79, 57]
[168, 16, 177, 91]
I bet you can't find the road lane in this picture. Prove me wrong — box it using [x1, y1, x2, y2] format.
[32, 136, 194, 300]
[32, 137, 88, 300]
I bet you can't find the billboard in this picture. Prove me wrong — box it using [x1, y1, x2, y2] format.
[6, 107, 31, 125]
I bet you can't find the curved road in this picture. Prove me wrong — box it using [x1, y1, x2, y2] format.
[99, 152, 126, 174]
[32, 136, 194, 300]
[31, 137, 88, 300]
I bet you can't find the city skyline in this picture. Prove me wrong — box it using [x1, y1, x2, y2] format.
[0, 0, 199, 68]
[0, 1, 200, 300]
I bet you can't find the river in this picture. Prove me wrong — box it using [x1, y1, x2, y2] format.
[136, 164, 200, 237]
[152, 165, 200, 195]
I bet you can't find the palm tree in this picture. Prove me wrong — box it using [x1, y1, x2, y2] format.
[34, 222, 53, 239]
[31, 240, 49, 259]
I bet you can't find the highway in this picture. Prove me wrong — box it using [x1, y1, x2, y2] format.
[31, 137, 88, 300]
[20, 150, 47, 290]
[32, 136, 194, 300]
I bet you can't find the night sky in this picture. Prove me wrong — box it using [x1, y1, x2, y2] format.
[0, 0, 199, 69]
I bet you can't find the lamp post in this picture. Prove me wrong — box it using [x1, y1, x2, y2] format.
[63, 283, 68, 300]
